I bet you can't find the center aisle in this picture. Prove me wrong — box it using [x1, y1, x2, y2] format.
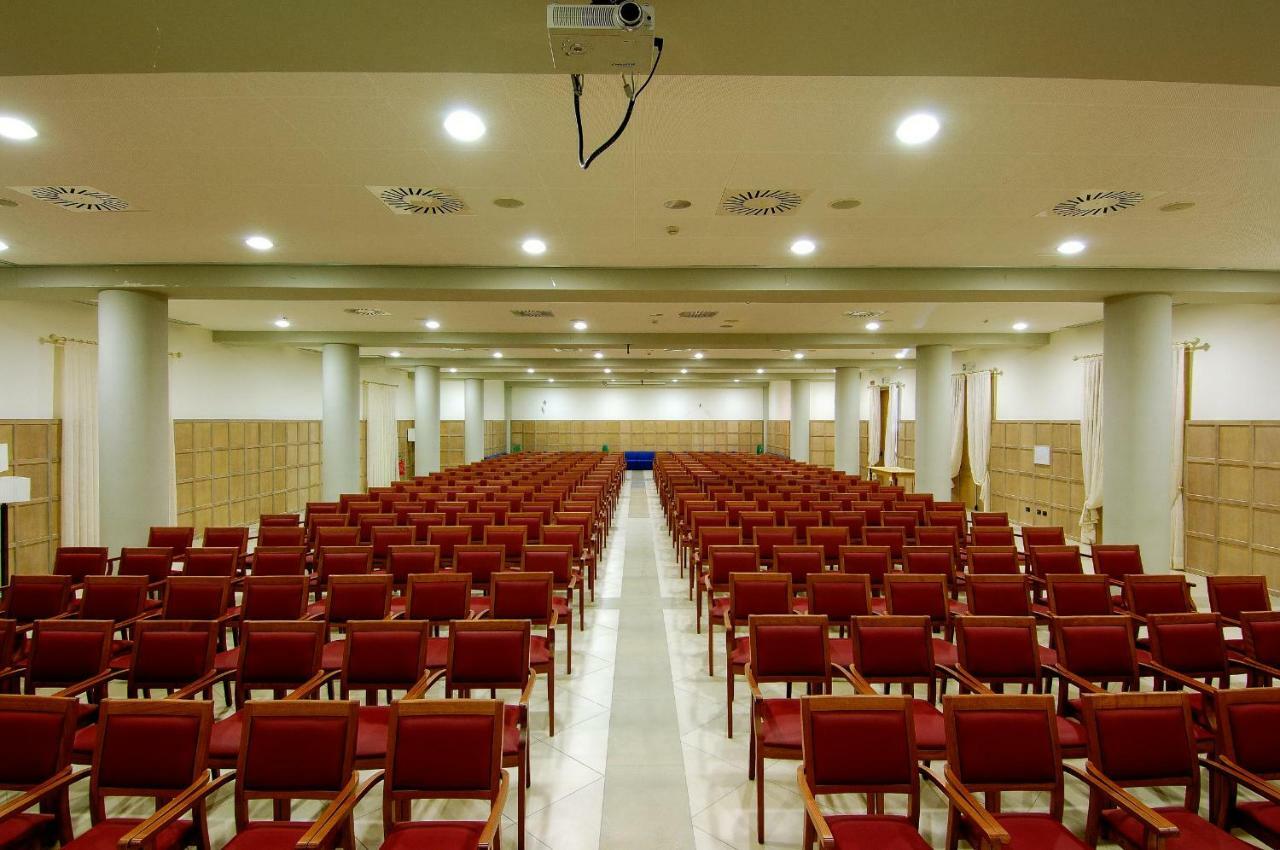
[599, 471, 697, 849]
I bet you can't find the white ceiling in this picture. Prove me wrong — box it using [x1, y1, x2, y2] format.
[1, 72, 1279, 270]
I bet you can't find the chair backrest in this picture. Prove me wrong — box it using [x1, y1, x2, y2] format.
[837, 545, 893, 590]
[234, 700, 358, 824]
[738, 511, 776, 542]
[240, 575, 310, 620]
[1092, 544, 1145, 584]
[901, 546, 955, 584]
[849, 615, 935, 683]
[27, 619, 113, 689]
[846, 502, 883, 526]
[805, 526, 850, 564]
[520, 544, 574, 583]
[490, 571, 554, 624]
[316, 546, 374, 585]
[341, 620, 431, 697]
[2, 574, 72, 622]
[748, 615, 830, 687]
[805, 573, 874, 620]
[1216, 688, 1280, 779]
[404, 573, 473, 624]
[259, 513, 301, 527]
[325, 574, 393, 624]
[1146, 613, 1229, 679]
[427, 526, 473, 563]
[384, 699, 504, 820]
[967, 546, 1021, 576]
[1031, 545, 1083, 581]
[954, 616, 1041, 686]
[369, 526, 416, 560]
[52, 547, 109, 583]
[771, 545, 825, 585]
[116, 547, 175, 583]
[884, 574, 950, 630]
[180, 547, 239, 578]
[1022, 525, 1066, 556]
[1080, 692, 1199, 790]
[483, 525, 527, 561]
[314, 525, 361, 549]
[257, 526, 306, 548]
[507, 511, 543, 544]
[0, 694, 77, 790]
[386, 545, 442, 586]
[882, 511, 918, 542]
[970, 526, 1016, 548]
[453, 545, 507, 586]
[161, 576, 231, 620]
[864, 526, 906, 560]
[706, 545, 759, 587]
[147, 527, 195, 558]
[1046, 574, 1114, 616]
[446, 619, 531, 692]
[926, 512, 966, 540]
[91, 699, 213, 814]
[1243, 611, 1280, 668]
[236, 620, 325, 702]
[541, 525, 585, 558]
[1051, 615, 1139, 684]
[458, 512, 496, 543]
[202, 527, 249, 555]
[128, 620, 218, 690]
[78, 575, 148, 623]
[967, 574, 1032, 616]
[752, 526, 798, 562]
[250, 546, 307, 577]
[800, 694, 919, 804]
[727, 572, 793, 625]
[1124, 574, 1195, 618]
[971, 512, 1009, 527]
[944, 694, 1062, 800]
[1207, 576, 1270, 623]
[477, 502, 509, 524]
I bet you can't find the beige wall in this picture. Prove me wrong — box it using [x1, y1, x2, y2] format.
[986, 421, 1086, 539]
[513, 420, 762, 454]
[1, 421, 60, 575]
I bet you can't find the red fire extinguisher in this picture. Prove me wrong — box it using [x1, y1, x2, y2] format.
[398, 457, 405, 478]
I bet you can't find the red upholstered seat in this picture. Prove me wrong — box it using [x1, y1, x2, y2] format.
[910, 699, 946, 750]
[529, 635, 552, 666]
[1102, 807, 1254, 849]
[63, 819, 192, 850]
[321, 640, 346, 670]
[1235, 801, 1280, 839]
[0, 813, 55, 849]
[222, 822, 313, 850]
[757, 699, 802, 749]
[830, 639, 853, 669]
[1055, 717, 1088, 750]
[931, 639, 957, 667]
[469, 596, 490, 617]
[826, 814, 932, 850]
[551, 596, 571, 618]
[425, 636, 448, 669]
[381, 822, 487, 850]
[213, 646, 240, 671]
[355, 705, 391, 760]
[729, 636, 750, 666]
[209, 712, 245, 760]
[709, 598, 730, 619]
[502, 704, 521, 757]
[996, 814, 1090, 849]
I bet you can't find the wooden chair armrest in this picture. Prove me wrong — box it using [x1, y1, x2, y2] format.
[745, 664, 763, 700]
[923, 766, 1010, 847]
[0, 665, 26, 684]
[942, 665, 995, 695]
[1048, 664, 1106, 696]
[519, 670, 537, 713]
[167, 669, 236, 701]
[1230, 656, 1280, 680]
[284, 669, 340, 700]
[1205, 757, 1280, 807]
[795, 766, 837, 850]
[53, 666, 128, 698]
[296, 771, 383, 850]
[115, 610, 160, 631]
[0, 767, 90, 822]
[121, 772, 235, 850]
[1063, 762, 1178, 840]
[405, 669, 444, 700]
[833, 663, 877, 695]
[1138, 661, 1219, 698]
[477, 770, 510, 850]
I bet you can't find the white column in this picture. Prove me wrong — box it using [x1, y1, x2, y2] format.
[1103, 293, 1174, 570]
[413, 366, 440, 475]
[98, 290, 170, 552]
[463, 378, 484, 464]
[761, 385, 770, 453]
[321, 343, 360, 500]
[502, 382, 512, 453]
[789, 379, 811, 462]
[834, 367, 863, 474]
[914, 345, 954, 499]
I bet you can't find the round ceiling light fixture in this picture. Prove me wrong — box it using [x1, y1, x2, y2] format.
[756, 368, 765, 374]
[388, 350, 402, 358]
[0, 116, 38, 141]
[865, 321, 881, 331]
[572, 320, 588, 331]
[1160, 201, 1196, 213]
[593, 351, 604, 359]
[663, 199, 692, 210]
[443, 109, 485, 142]
[245, 235, 274, 251]
[521, 238, 547, 255]
[273, 317, 291, 329]
[1012, 321, 1029, 331]
[603, 368, 612, 374]
[526, 368, 535, 374]
[492, 351, 503, 359]
[829, 198, 862, 210]
[1057, 239, 1087, 255]
[424, 319, 441, 330]
[692, 352, 704, 360]
[894, 349, 908, 360]
[0, 240, 8, 251]
[680, 368, 688, 374]
[492, 197, 524, 208]
[448, 367, 458, 373]
[548, 377, 555, 383]
[793, 351, 806, 360]
[790, 238, 816, 256]
[895, 113, 940, 145]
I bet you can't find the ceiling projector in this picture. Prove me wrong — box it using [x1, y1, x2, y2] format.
[547, 2, 657, 74]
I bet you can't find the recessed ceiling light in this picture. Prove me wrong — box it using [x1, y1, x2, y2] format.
[572, 320, 588, 331]
[0, 116, 38, 141]
[593, 351, 604, 359]
[790, 238, 816, 256]
[793, 352, 806, 360]
[680, 368, 688, 374]
[493, 197, 524, 209]
[672, 379, 679, 383]
[273, 317, 291, 329]
[756, 368, 765, 374]
[0, 240, 8, 251]
[1012, 321, 1029, 331]
[829, 198, 862, 210]
[603, 368, 612, 374]
[547, 377, 555, 383]
[895, 113, 940, 145]
[448, 367, 458, 373]
[894, 349, 908, 360]
[521, 238, 547, 255]
[1057, 239, 1086, 255]
[424, 319, 441, 330]
[492, 351, 503, 359]
[443, 109, 485, 142]
[526, 368, 535, 374]
[245, 235, 274, 251]
[865, 321, 881, 331]
[733, 378, 740, 383]
[388, 350, 402, 358]
[693, 352, 704, 360]
[1160, 201, 1196, 213]
[664, 199, 692, 210]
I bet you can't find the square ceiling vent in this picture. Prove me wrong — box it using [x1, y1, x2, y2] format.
[9, 186, 130, 212]
[366, 186, 472, 215]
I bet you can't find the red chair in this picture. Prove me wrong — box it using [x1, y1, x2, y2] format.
[805, 573, 875, 667]
[927, 511, 967, 545]
[491, 571, 559, 730]
[1124, 574, 1196, 642]
[745, 615, 834, 843]
[847, 502, 884, 527]
[828, 510, 868, 545]
[147, 527, 195, 560]
[542, 525, 595, 605]
[691, 526, 742, 601]
[369, 525, 415, 568]
[427, 525, 472, 569]
[0, 694, 80, 848]
[248, 546, 307, 576]
[1047, 573, 1115, 617]
[967, 545, 1021, 576]
[72, 576, 151, 657]
[723, 573, 794, 737]
[201, 527, 249, 560]
[966, 574, 1036, 617]
[902, 545, 962, 597]
[316, 574, 394, 670]
[522, 543, 582, 639]
[385, 544, 442, 598]
[864, 526, 907, 563]
[1079, 691, 1253, 849]
[259, 512, 300, 527]
[882, 510, 919, 545]
[444, 619, 534, 850]
[1241, 612, 1280, 680]
[805, 526, 850, 568]
[256, 526, 305, 548]
[1093, 544, 1146, 598]
[160, 577, 232, 640]
[797, 694, 999, 850]
[783, 510, 822, 541]
[484, 525, 528, 564]
[477, 501, 510, 524]
[1050, 615, 1144, 723]
[1208, 575, 1271, 630]
[0, 575, 72, 632]
[508, 510, 544, 545]
[336, 620, 433, 768]
[1211, 688, 1280, 846]
[837, 545, 894, 595]
[941, 694, 1085, 849]
[701, 544, 757, 643]
[971, 511, 1009, 527]
[453, 545, 507, 610]
[402, 573, 475, 670]
[230, 574, 310, 622]
[770, 545, 825, 597]
[341, 699, 510, 850]
[311, 545, 374, 598]
[971, 526, 1016, 548]
[179, 547, 240, 579]
[458, 511, 497, 543]
[313, 525, 360, 553]
[884, 573, 962, 651]
[115, 548, 175, 594]
[52, 547, 109, 588]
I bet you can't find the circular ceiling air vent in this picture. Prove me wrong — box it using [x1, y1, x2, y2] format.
[366, 186, 471, 216]
[344, 307, 391, 317]
[718, 188, 809, 217]
[1052, 191, 1143, 217]
[10, 185, 129, 212]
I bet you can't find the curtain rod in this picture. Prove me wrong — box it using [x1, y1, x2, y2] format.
[1074, 339, 1209, 362]
[952, 368, 1002, 376]
[1072, 353, 1102, 361]
[868, 380, 905, 388]
[40, 333, 183, 359]
[362, 379, 401, 389]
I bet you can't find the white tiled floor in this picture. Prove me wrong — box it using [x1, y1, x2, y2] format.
[44, 472, 1270, 848]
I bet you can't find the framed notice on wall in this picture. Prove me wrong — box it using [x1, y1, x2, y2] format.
[1033, 444, 1051, 466]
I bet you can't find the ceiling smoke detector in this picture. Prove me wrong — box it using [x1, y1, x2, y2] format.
[718, 188, 809, 217]
[366, 186, 471, 216]
[511, 309, 555, 318]
[344, 307, 391, 317]
[677, 310, 718, 319]
[10, 185, 129, 212]
[1051, 191, 1144, 217]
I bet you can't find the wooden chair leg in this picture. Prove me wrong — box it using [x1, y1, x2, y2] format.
[755, 744, 766, 843]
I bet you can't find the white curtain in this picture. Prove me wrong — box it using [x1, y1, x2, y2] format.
[60, 342, 99, 545]
[364, 383, 398, 489]
[1078, 357, 1104, 544]
[866, 386, 882, 466]
[884, 384, 901, 467]
[949, 374, 966, 480]
[966, 371, 993, 509]
[1170, 347, 1187, 570]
